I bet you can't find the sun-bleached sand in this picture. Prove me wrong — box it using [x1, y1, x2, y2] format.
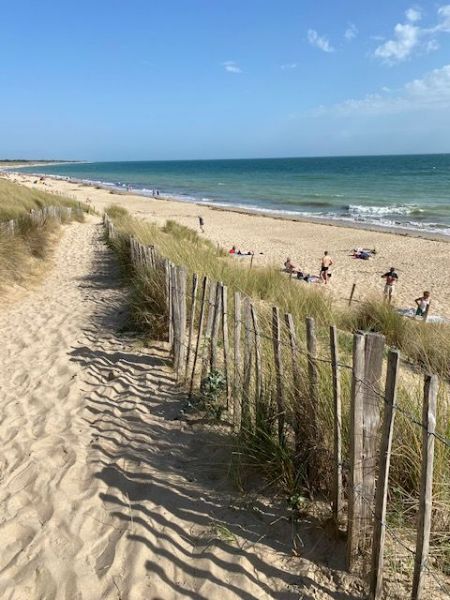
[7, 171, 450, 320]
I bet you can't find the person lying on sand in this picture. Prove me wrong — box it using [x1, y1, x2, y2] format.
[382, 267, 398, 303]
[320, 251, 333, 283]
[284, 257, 299, 273]
[229, 245, 254, 256]
[352, 247, 376, 260]
[415, 291, 431, 317]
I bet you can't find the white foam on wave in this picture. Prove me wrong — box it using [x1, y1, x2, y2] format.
[347, 204, 421, 216]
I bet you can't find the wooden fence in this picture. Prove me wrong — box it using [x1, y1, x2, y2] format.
[103, 213, 449, 600]
[0, 204, 83, 236]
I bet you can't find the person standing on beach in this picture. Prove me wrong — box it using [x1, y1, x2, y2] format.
[320, 251, 333, 283]
[415, 291, 431, 317]
[381, 267, 398, 303]
[198, 216, 205, 233]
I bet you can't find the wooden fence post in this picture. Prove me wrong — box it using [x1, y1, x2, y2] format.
[250, 304, 263, 427]
[221, 284, 231, 410]
[330, 325, 343, 527]
[411, 374, 439, 600]
[285, 313, 302, 451]
[272, 307, 285, 443]
[362, 333, 386, 553]
[200, 281, 217, 382]
[347, 331, 366, 572]
[349, 283, 357, 306]
[369, 348, 400, 600]
[176, 267, 187, 380]
[185, 273, 199, 379]
[233, 291, 242, 431]
[242, 298, 253, 429]
[189, 276, 208, 398]
[306, 317, 319, 440]
[171, 265, 180, 365]
[210, 283, 222, 371]
[165, 259, 173, 345]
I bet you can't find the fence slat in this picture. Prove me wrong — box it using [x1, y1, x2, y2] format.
[285, 313, 302, 453]
[330, 325, 343, 528]
[411, 374, 439, 600]
[176, 266, 187, 380]
[362, 333, 386, 552]
[306, 317, 319, 441]
[210, 282, 222, 371]
[347, 331, 366, 572]
[369, 348, 400, 600]
[242, 298, 253, 429]
[233, 291, 242, 431]
[250, 303, 263, 427]
[185, 273, 199, 379]
[200, 281, 217, 382]
[189, 276, 208, 398]
[221, 284, 231, 410]
[272, 307, 285, 443]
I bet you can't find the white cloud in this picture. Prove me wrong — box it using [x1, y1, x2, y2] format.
[405, 8, 422, 23]
[307, 29, 335, 53]
[344, 23, 358, 41]
[280, 62, 298, 70]
[374, 5, 450, 64]
[312, 64, 450, 116]
[374, 22, 420, 63]
[222, 61, 242, 74]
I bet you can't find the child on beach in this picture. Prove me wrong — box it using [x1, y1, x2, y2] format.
[320, 251, 333, 283]
[415, 291, 431, 317]
[382, 267, 398, 303]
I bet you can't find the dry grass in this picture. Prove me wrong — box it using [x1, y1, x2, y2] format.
[105, 205, 450, 579]
[0, 178, 88, 291]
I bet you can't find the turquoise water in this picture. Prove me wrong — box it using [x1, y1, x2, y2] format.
[15, 155, 450, 235]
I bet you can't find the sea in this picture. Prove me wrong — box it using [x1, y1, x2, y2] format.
[15, 154, 450, 236]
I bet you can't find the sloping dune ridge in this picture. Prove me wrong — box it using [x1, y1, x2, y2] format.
[1, 218, 434, 600]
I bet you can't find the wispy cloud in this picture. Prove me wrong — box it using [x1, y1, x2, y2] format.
[222, 60, 242, 74]
[280, 62, 298, 70]
[312, 64, 450, 116]
[344, 23, 358, 41]
[307, 29, 335, 53]
[374, 5, 450, 64]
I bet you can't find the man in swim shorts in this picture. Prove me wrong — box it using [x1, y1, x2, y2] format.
[320, 251, 333, 283]
[381, 267, 398, 303]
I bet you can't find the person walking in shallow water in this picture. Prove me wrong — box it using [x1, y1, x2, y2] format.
[320, 251, 333, 284]
[198, 216, 205, 233]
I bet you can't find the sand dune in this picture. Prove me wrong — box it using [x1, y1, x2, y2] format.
[1, 218, 375, 599]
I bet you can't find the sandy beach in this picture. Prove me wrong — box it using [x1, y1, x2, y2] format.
[6, 171, 450, 319]
[0, 217, 370, 599]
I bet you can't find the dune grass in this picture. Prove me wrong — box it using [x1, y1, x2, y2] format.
[105, 205, 450, 576]
[0, 178, 88, 290]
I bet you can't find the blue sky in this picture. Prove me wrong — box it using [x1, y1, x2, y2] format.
[1, 0, 450, 160]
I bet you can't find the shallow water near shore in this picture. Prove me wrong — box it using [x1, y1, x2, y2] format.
[16, 154, 450, 236]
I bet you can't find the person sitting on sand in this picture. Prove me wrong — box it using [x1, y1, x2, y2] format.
[284, 257, 298, 273]
[382, 267, 398, 303]
[229, 245, 237, 255]
[320, 251, 333, 283]
[415, 291, 431, 317]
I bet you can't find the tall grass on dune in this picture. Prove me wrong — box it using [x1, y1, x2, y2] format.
[105, 205, 450, 578]
[0, 178, 88, 290]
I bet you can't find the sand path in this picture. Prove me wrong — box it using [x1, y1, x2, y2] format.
[0, 219, 369, 600]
